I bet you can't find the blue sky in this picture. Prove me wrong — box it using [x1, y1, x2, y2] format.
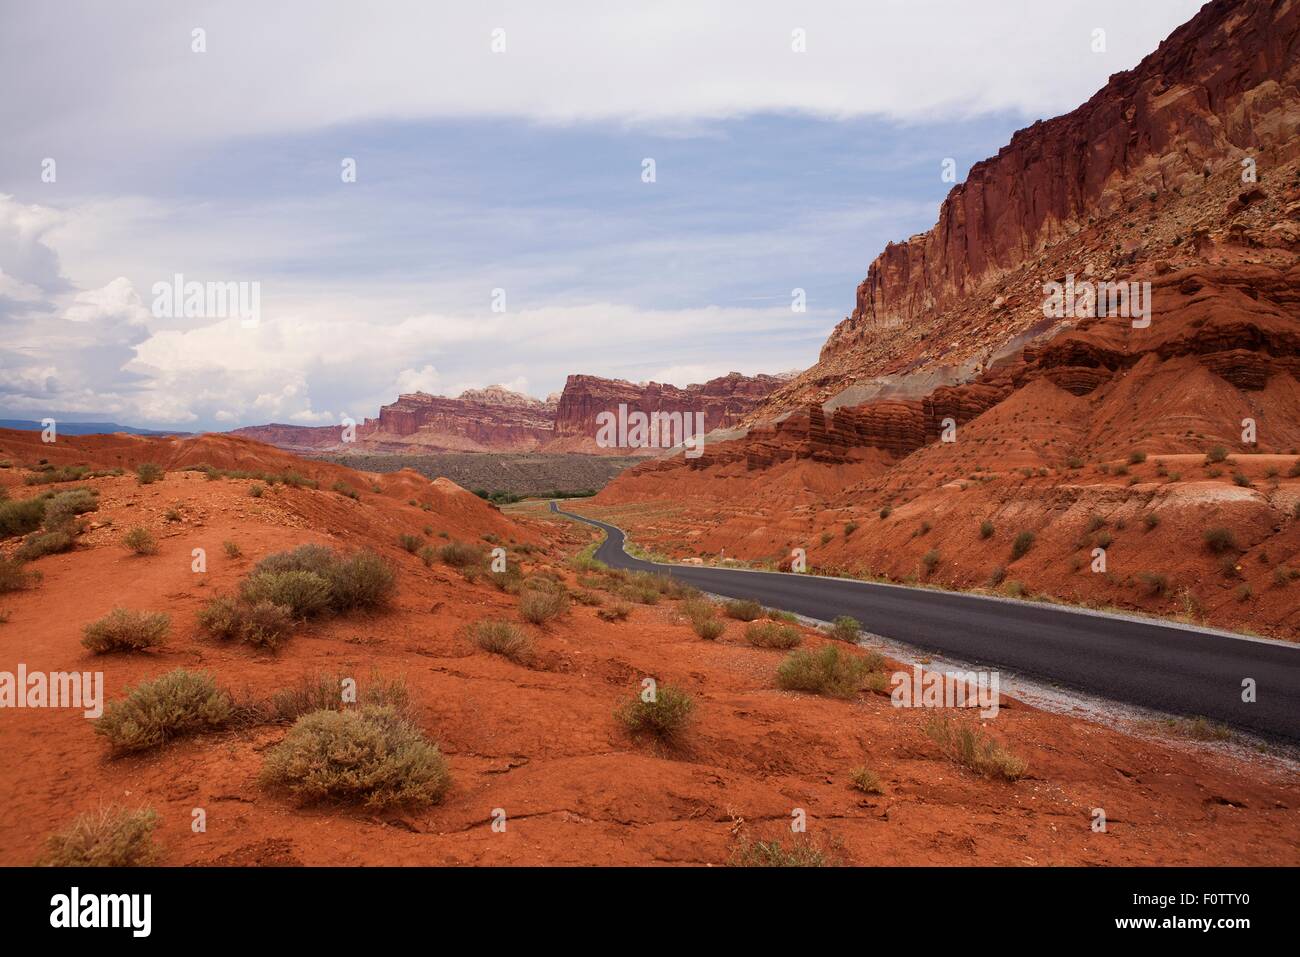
[0, 0, 1204, 429]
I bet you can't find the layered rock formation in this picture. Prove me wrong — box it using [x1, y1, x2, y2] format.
[548, 372, 790, 453]
[759, 0, 1300, 415]
[232, 373, 786, 455]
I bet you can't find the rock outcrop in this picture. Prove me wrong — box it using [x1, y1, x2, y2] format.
[232, 373, 787, 455]
[759, 0, 1300, 415]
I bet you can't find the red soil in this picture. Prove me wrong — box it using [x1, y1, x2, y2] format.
[0, 433, 1296, 866]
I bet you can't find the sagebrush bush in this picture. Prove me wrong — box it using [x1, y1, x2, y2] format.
[82, 608, 170, 653]
[42, 488, 97, 530]
[1010, 530, 1035, 561]
[617, 685, 694, 739]
[95, 669, 233, 753]
[0, 497, 47, 537]
[438, 540, 483, 567]
[0, 556, 37, 593]
[597, 601, 632, 622]
[825, 615, 860, 643]
[979, 520, 994, 540]
[776, 646, 875, 698]
[16, 528, 75, 560]
[467, 619, 532, 662]
[245, 545, 395, 615]
[398, 533, 421, 553]
[730, 837, 832, 867]
[123, 526, 158, 555]
[39, 806, 159, 867]
[223, 540, 242, 558]
[1203, 527, 1237, 554]
[520, 586, 568, 624]
[744, 620, 802, 649]
[240, 569, 333, 619]
[265, 671, 409, 724]
[849, 766, 883, 794]
[259, 706, 451, 808]
[135, 463, 164, 485]
[926, 716, 1026, 781]
[723, 599, 764, 621]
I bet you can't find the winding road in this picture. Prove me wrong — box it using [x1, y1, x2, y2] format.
[553, 503, 1300, 743]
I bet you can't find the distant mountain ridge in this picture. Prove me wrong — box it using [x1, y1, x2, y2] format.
[0, 419, 190, 437]
[231, 372, 790, 455]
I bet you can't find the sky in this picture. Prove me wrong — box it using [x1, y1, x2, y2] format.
[0, 0, 1205, 430]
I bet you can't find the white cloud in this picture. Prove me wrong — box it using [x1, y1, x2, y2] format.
[2, 1, 1202, 155]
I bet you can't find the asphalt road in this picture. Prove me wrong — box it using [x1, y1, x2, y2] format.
[553, 503, 1300, 743]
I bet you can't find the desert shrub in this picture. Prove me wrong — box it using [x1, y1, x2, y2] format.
[825, 615, 860, 643]
[925, 716, 1026, 781]
[416, 544, 436, 567]
[723, 598, 764, 621]
[123, 526, 158, 555]
[16, 528, 75, 560]
[42, 488, 97, 529]
[331, 480, 359, 500]
[0, 557, 37, 594]
[135, 463, 164, 485]
[95, 669, 233, 753]
[265, 671, 409, 724]
[223, 540, 241, 558]
[730, 837, 832, 867]
[240, 570, 333, 619]
[1010, 530, 1035, 561]
[1128, 450, 1147, 465]
[844, 521, 859, 536]
[1065, 456, 1084, 469]
[692, 617, 725, 640]
[1205, 446, 1228, 464]
[520, 586, 568, 624]
[776, 646, 874, 698]
[438, 540, 483, 567]
[849, 766, 883, 794]
[467, 619, 532, 662]
[919, 521, 932, 535]
[921, 549, 941, 575]
[200, 598, 294, 649]
[597, 601, 633, 622]
[251, 545, 394, 614]
[249, 484, 265, 498]
[572, 588, 603, 606]
[24, 465, 90, 485]
[488, 566, 524, 593]
[1138, 572, 1169, 597]
[259, 706, 450, 808]
[0, 497, 48, 537]
[1143, 513, 1160, 530]
[164, 507, 181, 522]
[987, 565, 1007, 587]
[1231, 472, 1250, 488]
[979, 520, 994, 540]
[617, 685, 694, 740]
[1203, 527, 1237, 554]
[744, 621, 802, 649]
[81, 608, 170, 653]
[39, 806, 159, 867]
[397, 533, 421, 553]
[1005, 580, 1026, 597]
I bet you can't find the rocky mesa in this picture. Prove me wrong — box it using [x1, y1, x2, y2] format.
[234, 372, 787, 456]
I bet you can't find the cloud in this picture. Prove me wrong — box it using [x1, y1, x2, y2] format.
[1, 1, 1203, 157]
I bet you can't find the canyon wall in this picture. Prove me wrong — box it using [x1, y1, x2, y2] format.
[759, 0, 1300, 415]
